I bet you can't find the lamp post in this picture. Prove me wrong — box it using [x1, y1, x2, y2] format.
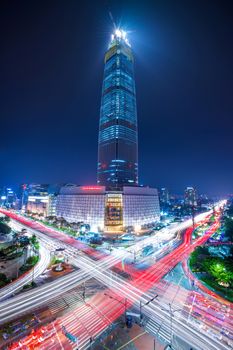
[161, 303, 182, 349]
[139, 294, 158, 325]
[104, 293, 128, 323]
[82, 281, 86, 301]
[191, 205, 195, 230]
[31, 263, 34, 285]
[128, 249, 137, 263]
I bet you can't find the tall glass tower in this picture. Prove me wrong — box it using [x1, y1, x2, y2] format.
[97, 29, 138, 189]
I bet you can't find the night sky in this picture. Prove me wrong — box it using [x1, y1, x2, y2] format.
[1, 0, 233, 195]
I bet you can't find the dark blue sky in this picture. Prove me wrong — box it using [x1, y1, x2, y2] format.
[1, 0, 233, 195]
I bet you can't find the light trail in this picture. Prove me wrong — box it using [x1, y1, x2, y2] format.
[1, 205, 232, 350]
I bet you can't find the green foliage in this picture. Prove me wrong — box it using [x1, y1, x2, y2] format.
[19, 255, 39, 273]
[0, 273, 8, 287]
[226, 204, 233, 217]
[202, 257, 233, 284]
[26, 255, 39, 266]
[189, 246, 210, 270]
[0, 273, 8, 282]
[0, 216, 10, 223]
[0, 222, 11, 235]
[209, 215, 215, 222]
[0, 273, 8, 284]
[51, 256, 63, 265]
[30, 234, 40, 250]
[89, 243, 98, 249]
[0, 244, 24, 260]
[190, 245, 233, 301]
[202, 276, 233, 302]
[224, 217, 233, 241]
[22, 281, 37, 289]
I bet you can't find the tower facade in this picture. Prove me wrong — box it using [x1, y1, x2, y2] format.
[97, 29, 138, 189]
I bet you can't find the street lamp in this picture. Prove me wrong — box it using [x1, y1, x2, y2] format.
[31, 263, 35, 285]
[104, 292, 128, 323]
[161, 303, 182, 349]
[82, 281, 86, 301]
[128, 249, 137, 263]
[139, 294, 158, 325]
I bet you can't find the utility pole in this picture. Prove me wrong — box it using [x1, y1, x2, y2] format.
[31, 264, 34, 286]
[104, 293, 128, 324]
[212, 204, 216, 217]
[140, 300, 142, 324]
[191, 205, 195, 229]
[82, 281, 86, 302]
[89, 336, 93, 349]
[161, 303, 181, 349]
[139, 295, 158, 326]
[124, 298, 127, 324]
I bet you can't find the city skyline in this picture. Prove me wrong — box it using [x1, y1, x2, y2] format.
[0, 3, 232, 348]
[1, 0, 233, 195]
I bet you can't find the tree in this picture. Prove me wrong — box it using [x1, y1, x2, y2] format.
[202, 257, 233, 286]
[225, 218, 233, 241]
[226, 204, 233, 218]
[30, 234, 39, 250]
[0, 273, 7, 282]
[0, 273, 8, 287]
[46, 215, 56, 222]
[0, 222, 11, 235]
[0, 216, 10, 223]
[26, 255, 39, 266]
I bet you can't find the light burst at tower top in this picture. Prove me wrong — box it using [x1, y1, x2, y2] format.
[110, 28, 131, 47]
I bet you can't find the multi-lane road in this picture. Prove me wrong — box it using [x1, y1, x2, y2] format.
[0, 236, 50, 301]
[0, 204, 232, 350]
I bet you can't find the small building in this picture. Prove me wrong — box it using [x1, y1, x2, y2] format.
[27, 194, 57, 217]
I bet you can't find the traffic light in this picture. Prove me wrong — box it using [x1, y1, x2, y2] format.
[126, 315, 133, 328]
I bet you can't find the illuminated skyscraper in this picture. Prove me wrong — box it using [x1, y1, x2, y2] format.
[56, 29, 160, 233]
[184, 187, 198, 206]
[97, 29, 138, 188]
[160, 188, 170, 205]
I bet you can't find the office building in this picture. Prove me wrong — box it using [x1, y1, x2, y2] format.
[97, 29, 138, 188]
[160, 188, 170, 205]
[56, 29, 160, 233]
[184, 187, 198, 206]
[26, 184, 60, 217]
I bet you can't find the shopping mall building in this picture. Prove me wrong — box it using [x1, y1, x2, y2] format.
[56, 185, 160, 232]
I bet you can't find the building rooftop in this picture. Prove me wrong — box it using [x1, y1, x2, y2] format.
[109, 28, 130, 48]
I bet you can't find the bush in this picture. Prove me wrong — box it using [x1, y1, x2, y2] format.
[0, 273, 8, 287]
[190, 246, 233, 302]
[23, 281, 37, 289]
[30, 235, 40, 250]
[26, 255, 39, 266]
[225, 217, 233, 241]
[0, 273, 8, 282]
[0, 222, 11, 235]
[0, 216, 10, 223]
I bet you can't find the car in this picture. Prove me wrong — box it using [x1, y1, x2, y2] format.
[120, 234, 135, 241]
[2, 333, 9, 340]
[141, 244, 154, 257]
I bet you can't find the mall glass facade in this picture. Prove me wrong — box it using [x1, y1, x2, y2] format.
[56, 185, 160, 232]
[97, 30, 138, 189]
